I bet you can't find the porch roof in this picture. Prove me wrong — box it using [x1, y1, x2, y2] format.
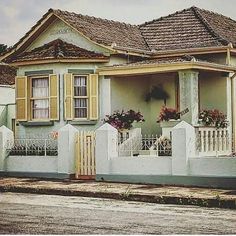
[97, 56, 236, 76]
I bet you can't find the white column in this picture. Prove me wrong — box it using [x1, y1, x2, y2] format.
[225, 75, 232, 152]
[95, 123, 118, 175]
[100, 76, 111, 117]
[178, 70, 199, 125]
[172, 121, 196, 175]
[231, 75, 236, 151]
[0, 125, 14, 171]
[58, 124, 78, 174]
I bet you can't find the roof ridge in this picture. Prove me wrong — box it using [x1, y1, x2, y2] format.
[139, 7, 191, 27]
[192, 6, 229, 46]
[51, 8, 137, 28]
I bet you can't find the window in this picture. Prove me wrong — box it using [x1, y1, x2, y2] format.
[73, 75, 88, 119]
[31, 77, 49, 119]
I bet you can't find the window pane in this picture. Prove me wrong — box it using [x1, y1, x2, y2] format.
[33, 99, 49, 119]
[74, 76, 87, 96]
[74, 98, 88, 118]
[32, 78, 49, 97]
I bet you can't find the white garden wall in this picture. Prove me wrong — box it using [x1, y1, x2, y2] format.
[96, 122, 236, 188]
[5, 156, 58, 173]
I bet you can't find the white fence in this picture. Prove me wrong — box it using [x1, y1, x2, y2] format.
[196, 127, 231, 157]
[118, 128, 172, 157]
[5, 138, 58, 156]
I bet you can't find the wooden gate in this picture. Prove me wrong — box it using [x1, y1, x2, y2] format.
[75, 131, 96, 179]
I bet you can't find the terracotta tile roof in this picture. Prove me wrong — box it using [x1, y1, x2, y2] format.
[52, 9, 149, 52]
[3, 6, 236, 60]
[139, 6, 232, 51]
[0, 63, 16, 85]
[8, 39, 108, 63]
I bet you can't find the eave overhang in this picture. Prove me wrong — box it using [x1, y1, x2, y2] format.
[97, 61, 236, 76]
[10, 58, 109, 66]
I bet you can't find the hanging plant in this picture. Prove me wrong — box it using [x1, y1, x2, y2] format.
[145, 85, 169, 104]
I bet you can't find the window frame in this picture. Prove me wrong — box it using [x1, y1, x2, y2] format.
[72, 74, 89, 120]
[29, 75, 50, 121]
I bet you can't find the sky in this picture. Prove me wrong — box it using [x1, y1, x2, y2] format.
[0, 0, 236, 47]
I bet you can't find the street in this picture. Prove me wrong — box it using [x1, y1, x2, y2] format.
[0, 192, 235, 234]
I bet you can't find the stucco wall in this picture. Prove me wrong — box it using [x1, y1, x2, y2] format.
[16, 55, 128, 137]
[6, 156, 58, 173]
[199, 71, 227, 113]
[110, 73, 177, 134]
[27, 18, 111, 54]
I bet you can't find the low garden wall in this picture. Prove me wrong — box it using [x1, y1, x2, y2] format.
[96, 122, 236, 188]
[5, 156, 58, 173]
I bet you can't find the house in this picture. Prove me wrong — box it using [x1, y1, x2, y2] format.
[0, 63, 16, 133]
[1, 6, 236, 185]
[1, 6, 236, 138]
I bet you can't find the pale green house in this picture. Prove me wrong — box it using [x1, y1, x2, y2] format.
[1, 6, 236, 146]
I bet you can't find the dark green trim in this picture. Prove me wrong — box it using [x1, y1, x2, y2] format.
[20, 121, 54, 126]
[68, 69, 94, 74]
[25, 70, 53, 76]
[68, 120, 97, 125]
[0, 171, 70, 179]
[96, 174, 236, 189]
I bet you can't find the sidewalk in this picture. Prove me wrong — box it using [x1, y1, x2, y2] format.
[0, 177, 235, 209]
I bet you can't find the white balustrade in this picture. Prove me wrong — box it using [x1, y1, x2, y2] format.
[196, 127, 231, 157]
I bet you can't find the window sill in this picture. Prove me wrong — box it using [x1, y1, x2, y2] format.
[20, 121, 54, 126]
[68, 120, 98, 125]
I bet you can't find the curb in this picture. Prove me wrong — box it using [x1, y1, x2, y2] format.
[0, 186, 235, 209]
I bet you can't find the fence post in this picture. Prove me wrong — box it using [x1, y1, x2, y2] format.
[58, 124, 78, 176]
[95, 123, 118, 176]
[172, 121, 196, 175]
[0, 125, 14, 171]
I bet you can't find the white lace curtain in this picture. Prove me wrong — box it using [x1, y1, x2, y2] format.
[74, 76, 87, 96]
[32, 78, 49, 119]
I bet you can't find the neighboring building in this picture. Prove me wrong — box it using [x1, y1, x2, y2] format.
[0, 63, 16, 133]
[1, 6, 236, 140]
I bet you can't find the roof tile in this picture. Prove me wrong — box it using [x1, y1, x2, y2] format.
[8, 39, 108, 63]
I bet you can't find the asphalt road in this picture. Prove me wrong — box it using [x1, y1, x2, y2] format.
[0, 192, 235, 234]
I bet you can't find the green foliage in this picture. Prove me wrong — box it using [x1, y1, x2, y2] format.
[104, 109, 145, 130]
[0, 44, 7, 54]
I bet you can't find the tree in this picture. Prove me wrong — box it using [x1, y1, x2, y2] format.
[0, 44, 8, 54]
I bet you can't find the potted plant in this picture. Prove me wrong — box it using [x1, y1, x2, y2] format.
[157, 106, 180, 127]
[199, 109, 228, 129]
[104, 109, 145, 131]
[145, 85, 169, 105]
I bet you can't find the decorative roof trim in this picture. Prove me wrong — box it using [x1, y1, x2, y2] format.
[1, 12, 55, 61]
[10, 58, 109, 66]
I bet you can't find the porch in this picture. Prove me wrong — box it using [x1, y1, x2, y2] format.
[98, 56, 236, 152]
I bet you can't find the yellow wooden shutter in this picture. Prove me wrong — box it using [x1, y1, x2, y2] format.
[64, 73, 73, 120]
[15, 76, 27, 121]
[89, 74, 98, 120]
[49, 74, 59, 120]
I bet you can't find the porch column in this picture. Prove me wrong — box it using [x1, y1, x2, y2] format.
[100, 76, 111, 116]
[178, 70, 199, 125]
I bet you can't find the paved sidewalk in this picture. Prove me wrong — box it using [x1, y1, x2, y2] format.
[0, 177, 235, 209]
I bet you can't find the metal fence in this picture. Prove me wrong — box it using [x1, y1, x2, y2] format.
[118, 134, 172, 157]
[5, 137, 58, 156]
